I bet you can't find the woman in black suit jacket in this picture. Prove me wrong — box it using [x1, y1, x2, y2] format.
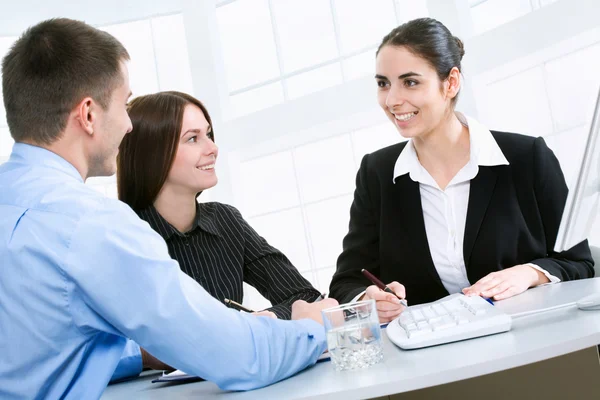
[329, 18, 594, 322]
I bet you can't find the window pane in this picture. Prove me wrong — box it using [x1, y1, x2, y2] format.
[352, 122, 403, 166]
[230, 82, 285, 118]
[0, 126, 14, 157]
[217, 0, 280, 91]
[333, 0, 397, 55]
[301, 271, 319, 291]
[100, 20, 159, 97]
[476, 66, 553, 136]
[315, 267, 336, 293]
[242, 282, 272, 310]
[248, 208, 312, 271]
[0, 37, 18, 127]
[305, 195, 353, 268]
[539, 0, 560, 6]
[151, 14, 194, 93]
[286, 63, 343, 100]
[470, 0, 532, 35]
[238, 151, 300, 216]
[294, 134, 356, 203]
[590, 207, 600, 247]
[544, 43, 600, 132]
[343, 50, 376, 81]
[395, 0, 429, 22]
[272, 0, 338, 73]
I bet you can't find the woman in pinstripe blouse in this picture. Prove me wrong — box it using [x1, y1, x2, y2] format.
[116, 91, 321, 320]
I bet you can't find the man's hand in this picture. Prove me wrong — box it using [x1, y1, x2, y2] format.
[141, 347, 174, 371]
[463, 264, 550, 301]
[252, 310, 277, 319]
[361, 281, 406, 323]
[291, 298, 339, 325]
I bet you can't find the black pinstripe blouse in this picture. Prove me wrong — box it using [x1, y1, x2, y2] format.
[137, 202, 320, 319]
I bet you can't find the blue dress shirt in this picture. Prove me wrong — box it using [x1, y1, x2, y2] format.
[110, 340, 142, 382]
[0, 144, 326, 400]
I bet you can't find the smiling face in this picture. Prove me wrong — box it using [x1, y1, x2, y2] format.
[162, 104, 218, 195]
[375, 45, 459, 140]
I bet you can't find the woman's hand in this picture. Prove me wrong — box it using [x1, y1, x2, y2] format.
[361, 281, 407, 323]
[463, 264, 549, 301]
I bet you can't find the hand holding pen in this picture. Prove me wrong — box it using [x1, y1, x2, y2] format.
[361, 269, 408, 323]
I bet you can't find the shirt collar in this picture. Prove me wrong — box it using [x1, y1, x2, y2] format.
[194, 203, 222, 237]
[138, 202, 221, 240]
[392, 112, 509, 184]
[10, 143, 84, 182]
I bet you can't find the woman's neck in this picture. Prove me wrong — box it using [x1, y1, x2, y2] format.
[412, 111, 470, 190]
[153, 186, 197, 233]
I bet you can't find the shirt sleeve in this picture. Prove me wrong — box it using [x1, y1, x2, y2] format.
[64, 199, 327, 391]
[219, 204, 321, 320]
[350, 290, 367, 303]
[525, 263, 561, 285]
[109, 339, 143, 382]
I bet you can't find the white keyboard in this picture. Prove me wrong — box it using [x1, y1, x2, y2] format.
[386, 293, 512, 349]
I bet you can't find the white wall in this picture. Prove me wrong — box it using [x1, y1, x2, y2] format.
[1, 0, 598, 310]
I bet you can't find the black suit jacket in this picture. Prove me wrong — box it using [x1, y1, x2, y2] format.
[329, 131, 595, 305]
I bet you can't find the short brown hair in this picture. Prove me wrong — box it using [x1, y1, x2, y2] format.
[2, 18, 130, 145]
[117, 91, 214, 212]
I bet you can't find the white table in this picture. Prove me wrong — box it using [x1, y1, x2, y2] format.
[102, 278, 600, 400]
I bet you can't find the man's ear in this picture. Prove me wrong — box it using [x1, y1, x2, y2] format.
[74, 97, 96, 136]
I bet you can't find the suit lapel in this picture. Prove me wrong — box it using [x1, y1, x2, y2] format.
[463, 166, 498, 268]
[391, 175, 444, 288]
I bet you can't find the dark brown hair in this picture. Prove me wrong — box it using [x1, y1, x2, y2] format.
[117, 91, 214, 212]
[2, 18, 130, 145]
[377, 18, 465, 104]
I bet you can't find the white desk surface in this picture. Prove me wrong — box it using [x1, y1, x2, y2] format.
[102, 278, 600, 400]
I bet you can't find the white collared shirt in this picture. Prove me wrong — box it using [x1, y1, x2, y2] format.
[353, 113, 558, 302]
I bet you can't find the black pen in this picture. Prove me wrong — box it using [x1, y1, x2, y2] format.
[361, 269, 408, 307]
[224, 298, 255, 313]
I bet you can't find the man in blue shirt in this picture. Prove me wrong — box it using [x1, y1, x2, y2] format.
[0, 18, 337, 399]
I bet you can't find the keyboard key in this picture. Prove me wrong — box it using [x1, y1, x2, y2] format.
[399, 313, 413, 325]
[432, 303, 447, 316]
[432, 316, 457, 331]
[403, 322, 417, 331]
[416, 321, 430, 330]
[412, 309, 426, 322]
[422, 307, 440, 322]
